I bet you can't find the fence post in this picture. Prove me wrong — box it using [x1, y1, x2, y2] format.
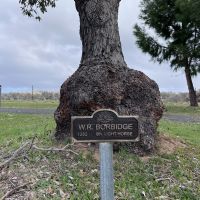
[0, 85, 1, 108]
[32, 85, 34, 101]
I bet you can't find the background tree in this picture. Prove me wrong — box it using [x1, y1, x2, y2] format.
[134, 0, 200, 107]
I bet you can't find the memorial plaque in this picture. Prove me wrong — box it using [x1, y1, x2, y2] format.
[71, 109, 139, 142]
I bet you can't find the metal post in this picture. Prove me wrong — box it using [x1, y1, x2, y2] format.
[100, 142, 114, 200]
[32, 85, 33, 101]
[0, 85, 1, 108]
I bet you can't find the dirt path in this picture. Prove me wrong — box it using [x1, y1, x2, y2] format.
[0, 108, 200, 123]
[163, 113, 200, 123]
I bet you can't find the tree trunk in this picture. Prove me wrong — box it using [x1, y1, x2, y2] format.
[185, 65, 198, 107]
[54, 0, 164, 154]
[74, 0, 126, 68]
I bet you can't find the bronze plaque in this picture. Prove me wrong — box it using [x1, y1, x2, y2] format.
[71, 109, 139, 142]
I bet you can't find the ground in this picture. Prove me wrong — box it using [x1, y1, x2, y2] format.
[0, 101, 199, 199]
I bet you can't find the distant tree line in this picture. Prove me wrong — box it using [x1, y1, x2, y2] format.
[161, 91, 200, 103]
[1, 91, 59, 101]
[1, 91, 200, 103]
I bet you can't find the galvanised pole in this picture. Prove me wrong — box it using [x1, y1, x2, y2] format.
[100, 142, 114, 200]
[0, 85, 1, 108]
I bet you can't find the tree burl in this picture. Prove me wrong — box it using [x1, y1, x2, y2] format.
[19, 0, 164, 153]
[54, 0, 164, 153]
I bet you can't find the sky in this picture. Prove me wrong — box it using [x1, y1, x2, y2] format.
[0, 0, 199, 93]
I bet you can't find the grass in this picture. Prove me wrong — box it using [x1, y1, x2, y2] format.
[0, 100, 58, 109]
[0, 102, 200, 199]
[114, 148, 200, 199]
[164, 102, 200, 115]
[0, 113, 55, 148]
[159, 119, 200, 146]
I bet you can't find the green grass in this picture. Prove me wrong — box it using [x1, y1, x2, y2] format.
[159, 119, 200, 146]
[32, 147, 200, 199]
[0, 113, 55, 147]
[1, 100, 58, 109]
[0, 106, 200, 199]
[164, 102, 200, 115]
[114, 148, 200, 199]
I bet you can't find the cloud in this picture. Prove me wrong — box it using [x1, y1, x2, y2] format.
[0, 0, 82, 92]
[0, 0, 199, 93]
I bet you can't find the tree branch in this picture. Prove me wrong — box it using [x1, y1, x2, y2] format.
[1, 182, 32, 200]
[134, 24, 167, 63]
[0, 141, 77, 170]
[0, 142, 30, 170]
[32, 143, 78, 155]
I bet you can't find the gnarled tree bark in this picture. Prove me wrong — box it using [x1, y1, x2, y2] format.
[75, 0, 126, 67]
[54, 0, 164, 154]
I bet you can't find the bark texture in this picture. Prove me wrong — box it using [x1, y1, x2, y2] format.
[76, 0, 126, 67]
[185, 66, 198, 107]
[54, 0, 164, 154]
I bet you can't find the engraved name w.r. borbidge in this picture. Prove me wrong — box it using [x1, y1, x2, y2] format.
[71, 109, 139, 142]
